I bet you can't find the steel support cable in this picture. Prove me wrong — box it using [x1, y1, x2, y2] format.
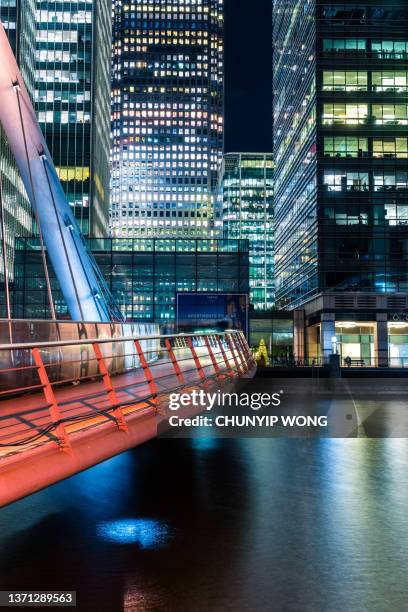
[14, 78, 90, 322]
[61, 212, 105, 323]
[82, 239, 124, 321]
[0, 393, 161, 447]
[0, 175, 16, 354]
[0, 410, 114, 447]
[14, 83, 56, 320]
[0, 174, 11, 320]
[0, 372, 223, 448]
[0, 406, 119, 446]
[40, 154, 85, 321]
[42, 156, 123, 323]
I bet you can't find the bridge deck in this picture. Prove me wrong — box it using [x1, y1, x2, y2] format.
[0, 349, 226, 458]
[0, 332, 254, 506]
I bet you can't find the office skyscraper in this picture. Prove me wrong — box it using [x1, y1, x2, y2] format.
[111, 0, 224, 238]
[0, 0, 35, 287]
[273, 0, 408, 365]
[35, 0, 112, 236]
[220, 153, 274, 311]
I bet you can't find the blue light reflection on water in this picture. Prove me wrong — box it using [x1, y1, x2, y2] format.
[69, 452, 136, 515]
[190, 437, 219, 451]
[96, 519, 174, 549]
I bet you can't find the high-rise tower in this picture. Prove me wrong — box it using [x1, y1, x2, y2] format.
[111, 0, 224, 238]
[273, 0, 408, 365]
[35, 0, 112, 236]
[0, 0, 36, 292]
[219, 153, 274, 311]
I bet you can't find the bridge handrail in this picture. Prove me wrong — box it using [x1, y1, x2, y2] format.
[0, 329, 255, 399]
[0, 330, 242, 351]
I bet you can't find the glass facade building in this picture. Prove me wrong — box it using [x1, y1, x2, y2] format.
[273, 0, 408, 365]
[274, 0, 408, 307]
[249, 311, 293, 356]
[111, 0, 224, 238]
[219, 153, 274, 310]
[0, 0, 35, 290]
[35, 0, 112, 236]
[13, 237, 249, 323]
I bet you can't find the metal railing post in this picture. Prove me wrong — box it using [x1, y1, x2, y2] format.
[236, 332, 255, 370]
[232, 333, 249, 372]
[134, 339, 159, 410]
[239, 331, 255, 366]
[165, 337, 185, 385]
[92, 343, 128, 432]
[226, 333, 244, 376]
[31, 347, 72, 452]
[204, 335, 222, 380]
[186, 336, 206, 382]
[217, 334, 235, 380]
[234, 332, 250, 372]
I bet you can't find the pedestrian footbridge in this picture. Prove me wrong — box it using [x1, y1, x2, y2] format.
[0, 327, 255, 506]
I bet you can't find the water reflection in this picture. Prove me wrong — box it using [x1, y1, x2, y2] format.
[66, 451, 136, 516]
[96, 519, 174, 548]
[190, 436, 219, 451]
[123, 576, 167, 612]
[1, 438, 408, 611]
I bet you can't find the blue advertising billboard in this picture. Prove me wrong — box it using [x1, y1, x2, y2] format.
[176, 293, 249, 336]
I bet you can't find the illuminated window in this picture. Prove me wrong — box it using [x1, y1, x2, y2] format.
[372, 40, 408, 59]
[385, 203, 408, 225]
[372, 104, 408, 125]
[373, 138, 408, 159]
[374, 171, 408, 191]
[323, 38, 366, 53]
[323, 104, 368, 125]
[372, 72, 408, 92]
[323, 71, 367, 91]
[324, 137, 368, 157]
[56, 167, 90, 182]
[323, 170, 369, 192]
[37, 30, 78, 43]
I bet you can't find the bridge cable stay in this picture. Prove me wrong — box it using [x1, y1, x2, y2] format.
[41, 152, 122, 322]
[13, 81, 56, 320]
[39, 150, 85, 321]
[0, 173, 11, 320]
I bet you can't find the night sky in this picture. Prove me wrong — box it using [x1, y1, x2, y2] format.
[224, 0, 273, 153]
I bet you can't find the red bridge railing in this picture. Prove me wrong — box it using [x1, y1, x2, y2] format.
[0, 330, 255, 456]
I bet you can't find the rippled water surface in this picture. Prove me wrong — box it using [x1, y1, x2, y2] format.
[1, 436, 408, 611]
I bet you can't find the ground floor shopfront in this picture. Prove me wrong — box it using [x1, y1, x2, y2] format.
[294, 293, 408, 367]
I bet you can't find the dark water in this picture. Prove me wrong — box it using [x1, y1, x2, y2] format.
[1, 435, 408, 611]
